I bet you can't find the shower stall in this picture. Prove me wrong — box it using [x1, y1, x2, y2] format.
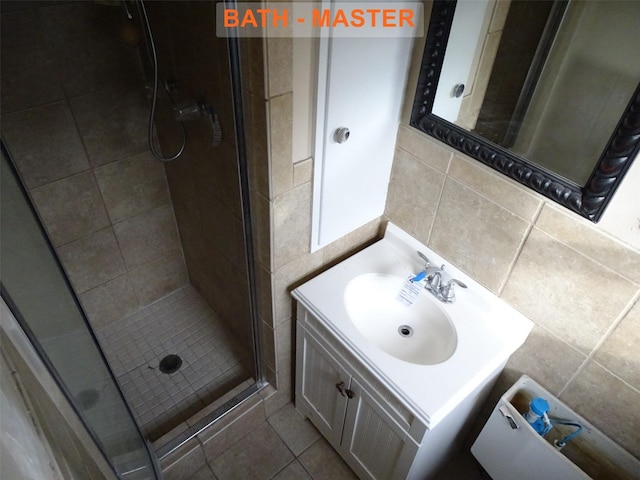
[1, 1, 263, 477]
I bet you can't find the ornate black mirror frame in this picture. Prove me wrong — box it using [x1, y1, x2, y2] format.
[410, 0, 640, 222]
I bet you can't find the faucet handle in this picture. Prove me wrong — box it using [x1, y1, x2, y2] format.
[416, 250, 430, 268]
[441, 278, 467, 303]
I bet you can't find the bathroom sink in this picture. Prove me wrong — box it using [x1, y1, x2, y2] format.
[344, 273, 457, 365]
[292, 222, 533, 427]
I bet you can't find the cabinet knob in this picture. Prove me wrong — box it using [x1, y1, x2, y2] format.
[334, 127, 350, 144]
[346, 389, 356, 399]
[336, 381, 346, 396]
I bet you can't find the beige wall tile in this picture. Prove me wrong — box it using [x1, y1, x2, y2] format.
[262, 321, 276, 372]
[536, 204, 640, 284]
[430, 178, 530, 292]
[321, 217, 382, 266]
[273, 249, 324, 327]
[129, 251, 188, 306]
[1, 101, 89, 189]
[240, 37, 266, 99]
[384, 148, 446, 244]
[267, 37, 293, 98]
[273, 182, 312, 270]
[293, 157, 313, 187]
[31, 171, 110, 247]
[269, 93, 294, 198]
[57, 227, 126, 293]
[502, 228, 638, 354]
[594, 299, 640, 390]
[560, 361, 640, 459]
[256, 264, 274, 327]
[114, 204, 182, 269]
[245, 92, 270, 198]
[95, 151, 171, 223]
[395, 124, 452, 173]
[69, 88, 148, 167]
[502, 325, 587, 396]
[190, 139, 242, 218]
[197, 184, 245, 263]
[252, 188, 273, 271]
[448, 155, 542, 221]
[79, 274, 139, 329]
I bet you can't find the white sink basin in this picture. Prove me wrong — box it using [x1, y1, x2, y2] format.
[292, 222, 533, 427]
[344, 273, 457, 365]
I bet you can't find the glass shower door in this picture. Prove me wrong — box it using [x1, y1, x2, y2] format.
[0, 144, 160, 479]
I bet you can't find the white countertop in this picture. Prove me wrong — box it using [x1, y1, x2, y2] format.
[292, 223, 533, 428]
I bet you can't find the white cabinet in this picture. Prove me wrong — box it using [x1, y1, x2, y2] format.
[295, 303, 503, 480]
[297, 325, 419, 480]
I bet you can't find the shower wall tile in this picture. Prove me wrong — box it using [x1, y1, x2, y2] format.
[1, 101, 89, 188]
[191, 140, 242, 218]
[113, 204, 182, 270]
[0, 23, 65, 113]
[559, 361, 640, 458]
[197, 185, 245, 263]
[79, 274, 139, 329]
[245, 91, 270, 198]
[30, 171, 110, 247]
[429, 178, 530, 293]
[37, 2, 120, 54]
[501, 227, 638, 354]
[95, 151, 171, 223]
[70, 87, 148, 167]
[594, 300, 640, 389]
[57, 227, 126, 294]
[61, 41, 144, 102]
[129, 251, 188, 306]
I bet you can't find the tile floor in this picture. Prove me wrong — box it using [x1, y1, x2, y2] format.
[97, 286, 252, 439]
[161, 401, 489, 480]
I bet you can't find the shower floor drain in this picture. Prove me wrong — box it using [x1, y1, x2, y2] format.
[75, 389, 100, 411]
[159, 354, 183, 374]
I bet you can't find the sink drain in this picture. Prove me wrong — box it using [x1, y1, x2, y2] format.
[159, 354, 182, 374]
[398, 325, 414, 337]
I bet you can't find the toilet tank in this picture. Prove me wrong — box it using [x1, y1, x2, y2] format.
[471, 376, 640, 480]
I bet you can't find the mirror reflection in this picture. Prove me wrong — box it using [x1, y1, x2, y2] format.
[432, 0, 640, 185]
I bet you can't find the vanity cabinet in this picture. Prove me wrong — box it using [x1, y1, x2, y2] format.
[296, 321, 419, 479]
[293, 223, 533, 479]
[295, 302, 503, 480]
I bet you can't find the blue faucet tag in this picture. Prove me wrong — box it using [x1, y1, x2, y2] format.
[397, 275, 422, 306]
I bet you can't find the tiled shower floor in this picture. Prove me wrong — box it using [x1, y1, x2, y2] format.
[96, 285, 252, 439]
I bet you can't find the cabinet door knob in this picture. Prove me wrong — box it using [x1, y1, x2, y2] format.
[346, 389, 356, 399]
[335, 381, 346, 396]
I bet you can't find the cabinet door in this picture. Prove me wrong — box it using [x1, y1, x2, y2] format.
[296, 329, 350, 447]
[341, 378, 419, 480]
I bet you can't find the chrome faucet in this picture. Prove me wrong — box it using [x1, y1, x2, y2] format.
[415, 251, 467, 303]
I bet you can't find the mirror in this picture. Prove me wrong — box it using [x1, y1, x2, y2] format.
[410, 0, 640, 222]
